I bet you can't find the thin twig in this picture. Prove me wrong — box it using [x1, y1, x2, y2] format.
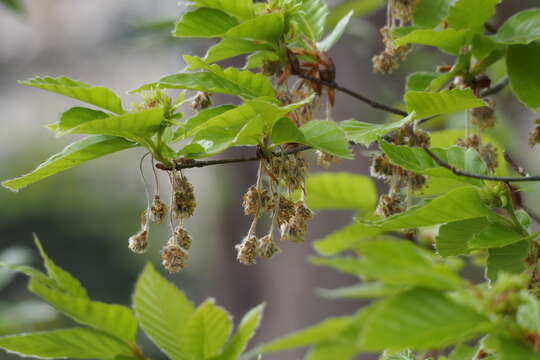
[484, 23, 498, 35]
[156, 145, 311, 171]
[295, 72, 408, 117]
[504, 152, 540, 225]
[423, 147, 540, 182]
[480, 77, 509, 97]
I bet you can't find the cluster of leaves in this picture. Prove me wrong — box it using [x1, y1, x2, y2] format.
[2, 0, 540, 359]
[0, 237, 265, 360]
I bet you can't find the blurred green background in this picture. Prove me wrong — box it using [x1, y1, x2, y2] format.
[0, 1, 539, 359]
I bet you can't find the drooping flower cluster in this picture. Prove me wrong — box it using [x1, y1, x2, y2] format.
[528, 118, 540, 147]
[372, 0, 418, 74]
[371, 123, 429, 218]
[236, 150, 313, 265]
[456, 135, 499, 172]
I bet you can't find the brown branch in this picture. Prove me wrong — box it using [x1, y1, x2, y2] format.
[484, 23, 498, 35]
[504, 152, 540, 225]
[480, 77, 509, 97]
[156, 145, 311, 171]
[423, 147, 540, 182]
[295, 72, 409, 117]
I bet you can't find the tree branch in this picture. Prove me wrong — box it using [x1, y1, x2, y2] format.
[423, 147, 540, 182]
[156, 145, 311, 171]
[480, 77, 509, 97]
[295, 72, 408, 117]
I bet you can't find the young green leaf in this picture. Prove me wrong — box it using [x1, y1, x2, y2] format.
[133, 263, 196, 360]
[1, 135, 136, 192]
[299, 0, 329, 42]
[317, 282, 404, 300]
[489, 335, 540, 359]
[224, 13, 284, 42]
[394, 28, 468, 55]
[379, 141, 487, 185]
[486, 240, 530, 281]
[181, 298, 233, 360]
[404, 88, 485, 118]
[184, 105, 236, 134]
[507, 42, 540, 110]
[305, 341, 359, 360]
[20, 76, 125, 114]
[447, 0, 500, 33]
[304, 172, 376, 212]
[184, 56, 275, 98]
[190, 0, 255, 20]
[33, 236, 88, 298]
[271, 117, 306, 145]
[313, 221, 384, 255]
[65, 107, 165, 144]
[468, 222, 527, 249]
[359, 288, 488, 350]
[48, 107, 109, 135]
[174, 7, 238, 38]
[317, 10, 353, 51]
[244, 50, 280, 69]
[340, 113, 413, 146]
[216, 303, 265, 360]
[436, 217, 490, 257]
[300, 120, 353, 158]
[413, 0, 450, 28]
[247, 317, 352, 356]
[405, 72, 439, 91]
[29, 278, 138, 344]
[205, 38, 274, 63]
[492, 8, 540, 45]
[0, 328, 133, 359]
[374, 186, 492, 231]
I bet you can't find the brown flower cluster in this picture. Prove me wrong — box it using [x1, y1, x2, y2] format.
[371, 124, 429, 218]
[529, 118, 540, 147]
[236, 152, 313, 265]
[456, 135, 499, 172]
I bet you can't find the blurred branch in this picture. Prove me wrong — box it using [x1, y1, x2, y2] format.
[480, 77, 509, 97]
[423, 147, 540, 182]
[504, 152, 540, 224]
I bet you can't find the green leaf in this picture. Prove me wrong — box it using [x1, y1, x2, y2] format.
[517, 294, 540, 334]
[28, 278, 137, 344]
[436, 217, 490, 257]
[317, 10, 353, 51]
[492, 8, 540, 45]
[486, 241, 530, 281]
[217, 303, 265, 360]
[313, 221, 383, 255]
[185, 105, 236, 134]
[0, 328, 133, 359]
[507, 42, 540, 110]
[66, 107, 164, 144]
[413, 0, 450, 28]
[374, 187, 492, 231]
[317, 282, 403, 300]
[468, 222, 527, 249]
[244, 51, 280, 69]
[304, 173, 376, 212]
[174, 7, 238, 38]
[404, 88, 485, 118]
[184, 56, 275, 98]
[305, 342, 359, 360]
[133, 263, 196, 360]
[271, 117, 306, 145]
[490, 335, 540, 359]
[21, 76, 124, 114]
[406, 72, 439, 91]
[1, 0, 24, 14]
[326, 0, 382, 29]
[2, 135, 136, 192]
[225, 13, 284, 42]
[311, 239, 463, 290]
[48, 107, 109, 135]
[299, 0, 329, 42]
[340, 113, 414, 146]
[205, 38, 274, 63]
[190, 0, 255, 20]
[249, 317, 351, 356]
[359, 288, 488, 350]
[33, 236, 88, 298]
[394, 28, 468, 55]
[379, 140, 487, 186]
[181, 299, 232, 360]
[447, 0, 500, 33]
